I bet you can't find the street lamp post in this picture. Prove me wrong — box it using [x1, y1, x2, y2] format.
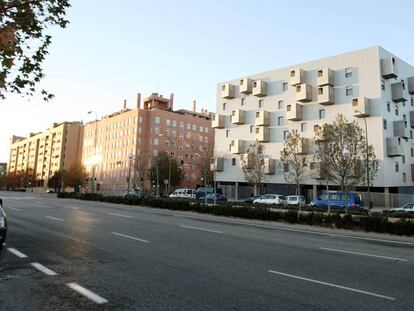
[195, 152, 208, 206]
[159, 133, 172, 195]
[87, 111, 98, 193]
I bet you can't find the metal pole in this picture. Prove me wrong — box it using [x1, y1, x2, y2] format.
[168, 144, 172, 195]
[213, 159, 217, 205]
[127, 156, 132, 197]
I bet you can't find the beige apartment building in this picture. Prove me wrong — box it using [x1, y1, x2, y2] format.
[82, 92, 214, 195]
[8, 122, 84, 188]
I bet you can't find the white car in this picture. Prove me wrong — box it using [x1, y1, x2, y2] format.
[286, 195, 306, 207]
[253, 194, 286, 205]
[389, 203, 414, 214]
[169, 188, 195, 199]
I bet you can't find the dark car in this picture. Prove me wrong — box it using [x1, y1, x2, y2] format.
[0, 206, 7, 250]
[205, 193, 227, 202]
[243, 195, 263, 204]
[195, 187, 223, 200]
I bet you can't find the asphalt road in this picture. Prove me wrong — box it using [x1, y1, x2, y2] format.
[1, 191, 413, 311]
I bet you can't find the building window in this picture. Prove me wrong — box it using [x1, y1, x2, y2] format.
[345, 67, 352, 78]
[411, 97, 414, 107]
[278, 116, 284, 126]
[232, 158, 236, 166]
[226, 130, 229, 138]
[283, 130, 288, 140]
[346, 86, 353, 96]
[154, 117, 160, 125]
[283, 163, 289, 172]
[319, 109, 325, 119]
[301, 122, 307, 132]
[283, 82, 288, 92]
[172, 120, 177, 127]
[278, 100, 284, 110]
[395, 105, 399, 116]
[318, 87, 323, 95]
[381, 80, 385, 91]
[153, 138, 158, 145]
[223, 103, 226, 110]
[259, 100, 263, 108]
[241, 98, 245, 106]
[166, 119, 171, 126]
[192, 124, 197, 131]
[403, 173, 407, 183]
[387, 101, 390, 112]
[410, 130, 413, 140]
[250, 125, 254, 133]
[383, 119, 387, 130]
[395, 162, 399, 172]
[411, 148, 413, 157]
[402, 155, 406, 164]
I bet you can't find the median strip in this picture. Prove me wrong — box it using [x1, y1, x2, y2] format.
[7, 248, 28, 258]
[268, 270, 395, 301]
[46, 216, 64, 222]
[7, 206, 22, 211]
[180, 225, 223, 234]
[108, 212, 132, 219]
[30, 262, 58, 276]
[111, 232, 149, 243]
[320, 247, 408, 262]
[67, 282, 108, 304]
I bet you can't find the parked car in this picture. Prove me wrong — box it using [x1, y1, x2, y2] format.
[253, 194, 286, 205]
[388, 203, 414, 214]
[169, 188, 196, 199]
[243, 195, 263, 204]
[46, 188, 55, 193]
[195, 187, 223, 200]
[205, 193, 227, 202]
[0, 206, 7, 250]
[123, 189, 141, 198]
[286, 195, 306, 207]
[309, 191, 363, 209]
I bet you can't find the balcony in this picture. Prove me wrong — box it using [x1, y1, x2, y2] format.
[297, 138, 309, 155]
[386, 137, 403, 157]
[212, 114, 225, 128]
[255, 110, 270, 126]
[231, 109, 245, 125]
[317, 85, 334, 105]
[255, 126, 270, 142]
[310, 162, 326, 179]
[289, 68, 305, 86]
[296, 83, 312, 102]
[240, 78, 253, 94]
[391, 82, 407, 103]
[263, 158, 276, 175]
[393, 120, 409, 139]
[241, 153, 255, 169]
[314, 124, 326, 141]
[352, 97, 370, 117]
[286, 103, 303, 121]
[317, 68, 334, 86]
[221, 83, 235, 99]
[229, 139, 245, 154]
[252, 80, 267, 97]
[407, 77, 414, 95]
[210, 157, 224, 171]
[381, 57, 397, 79]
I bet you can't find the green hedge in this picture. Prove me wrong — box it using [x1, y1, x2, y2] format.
[57, 192, 414, 236]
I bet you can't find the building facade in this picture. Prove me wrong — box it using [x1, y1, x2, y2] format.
[82, 93, 214, 195]
[213, 46, 414, 200]
[8, 122, 84, 188]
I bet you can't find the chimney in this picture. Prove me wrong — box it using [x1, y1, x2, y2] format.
[123, 99, 127, 109]
[192, 100, 196, 112]
[136, 93, 141, 109]
[169, 93, 174, 110]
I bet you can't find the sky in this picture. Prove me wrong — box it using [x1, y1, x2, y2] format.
[1, 0, 414, 162]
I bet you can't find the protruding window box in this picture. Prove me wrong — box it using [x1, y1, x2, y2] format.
[212, 114, 225, 128]
[408, 77, 414, 95]
[310, 162, 326, 179]
[352, 97, 370, 117]
[252, 80, 267, 97]
[386, 137, 403, 157]
[255, 126, 270, 142]
[255, 110, 270, 126]
[210, 157, 224, 171]
[297, 138, 309, 155]
[391, 82, 407, 103]
[240, 78, 253, 94]
[314, 125, 326, 141]
[263, 158, 276, 175]
[241, 153, 255, 169]
[286, 103, 303, 121]
[317, 85, 334, 105]
[296, 83, 312, 102]
[221, 83, 235, 99]
[381, 57, 397, 79]
[231, 109, 245, 125]
[317, 68, 334, 86]
[229, 139, 245, 154]
[393, 120, 409, 139]
[289, 68, 305, 86]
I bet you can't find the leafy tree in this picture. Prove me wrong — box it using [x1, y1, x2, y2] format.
[315, 114, 378, 211]
[280, 130, 308, 211]
[196, 146, 214, 187]
[241, 141, 266, 196]
[0, 0, 71, 100]
[149, 152, 183, 195]
[65, 162, 87, 189]
[47, 170, 62, 190]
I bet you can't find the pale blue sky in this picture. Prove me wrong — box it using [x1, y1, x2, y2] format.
[2, 0, 414, 161]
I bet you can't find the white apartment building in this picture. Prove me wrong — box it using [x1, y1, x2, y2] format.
[213, 46, 414, 200]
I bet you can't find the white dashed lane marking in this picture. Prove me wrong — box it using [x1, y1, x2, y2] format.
[7, 248, 28, 258]
[67, 282, 108, 304]
[30, 262, 58, 276]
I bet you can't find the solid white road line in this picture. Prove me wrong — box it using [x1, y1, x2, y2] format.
[30, 262, 58, 276]
[46, 216, 64, 222]
[180, 225, 223, 234]
[111, 232, 149, 243]
[67, 282, 108, 304]
[7, 248, 28, 258]
[320, 247, 408, 262]
[64, 205, 79, 210]
[108, 212, 132, 219]
[268, 270, 395, 301]
[7, 206, 22, 211]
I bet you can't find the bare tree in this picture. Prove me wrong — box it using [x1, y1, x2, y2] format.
[241, 141, 266, 196]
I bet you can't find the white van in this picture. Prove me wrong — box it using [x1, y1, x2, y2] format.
[169, 188, 195, 199]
